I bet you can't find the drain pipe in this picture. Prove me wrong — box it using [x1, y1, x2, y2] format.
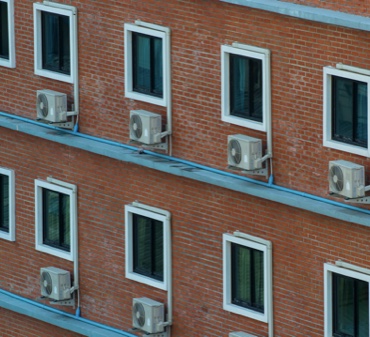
[234, 231, 273, 337]
[46, 177, 80, 315]
[131, 202, 173, 331]
[135, 20, 172, 155]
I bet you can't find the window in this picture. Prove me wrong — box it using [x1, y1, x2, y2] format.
[124, 22, 170, 107]
[0, 168, 15, 241]
[221, 44, 271, 132]
[323, 66, 370, 157]
[125, 203, 171, 290]
[223, 233, 272, 322]
[35, 179, 77, 261]
[33, 2, 77, 83]
[324, 263, 370, 337]
[0, 0, 15, 68]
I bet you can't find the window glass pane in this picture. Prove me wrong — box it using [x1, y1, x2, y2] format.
[333, 76, 368, 148]
[333, 273, 369, 337]
[133, 214, 163, 281]
[41, 11, 70, 74]
[334, 274, 355, 336]
[231, 243, 264, 312]
[43, 189, 70, 251]
[0, 174, 9, 232]
[230, 55, 262, 122]
[153, 220, 163, 279]
[132, 32, 163, 97]
[356, 83, 368, 145]
[333, 77, 354, 143]
[0, 1, 9, 59]
[357, 279, 369, 337]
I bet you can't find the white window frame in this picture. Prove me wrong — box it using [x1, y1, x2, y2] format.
[33, 2, 77, 83]
[324, 263, 370, 337]
[124, 22, 170, 107]
[323, 66, 370, 157]
[223, 232, 272, 323]
[221, 43, 271, 132]
[125, 203, 171, 290]
[0, 167, 15, 241]
[35, 179, 77, 261]
[0, 0, 15, 68]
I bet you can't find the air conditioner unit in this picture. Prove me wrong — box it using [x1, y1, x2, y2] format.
[228, 134, 262, 170]
[229, 332, 257, 337]
[132, 297, 165, 334]
[40, 267, 71, 301]
[37, 89, 67, 123]
[329, 160, 365, 198]
[130, 110, 162, 145]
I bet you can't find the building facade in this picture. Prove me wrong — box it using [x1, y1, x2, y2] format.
[1, 0, 370, 336]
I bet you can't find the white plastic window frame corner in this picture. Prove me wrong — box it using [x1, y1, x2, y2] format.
[0, 0, 15, 68]
[324, 263, 370, 337]
[0, 167, 15, 241]
[35, 179, 77, 261]
[221, 43, 271, 132]
[33, 2, 77, 83]
[223, 232, 271, 323]
[125, 203, 171, 290]
[124, 22, 170, 107]
[323, 66, 370, 157]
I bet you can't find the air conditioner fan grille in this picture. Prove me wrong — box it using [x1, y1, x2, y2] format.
[130, 114, 143, 139]
[133, 302, 145, 327]
[37, 94, 49, 117]
[41, 271, 53, 295]
[228, 139, 242, 165]
[330, 165, 344, 192]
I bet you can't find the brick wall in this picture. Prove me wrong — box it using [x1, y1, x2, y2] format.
[1, 0, 370, 336]
[1, 0, 370, 200]
[1, 127, 369, 336]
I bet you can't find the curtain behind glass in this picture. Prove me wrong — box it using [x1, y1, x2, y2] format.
[132, 33, 163, 97]
[333, 76, 368, 147]
[333, 273, 369, 337]
[43, 189, 70, 250]
[230, 55, 262, 122]
[0, 174, 9, 231]
[41, 12, 70, 74]
[133, 214, 163, 281]
[231, 243, 264, 312]
[0, 2, 9, 59]
[356, 83, 368, 145]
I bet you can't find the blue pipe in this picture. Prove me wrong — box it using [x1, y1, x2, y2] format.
[0, 289, 137, 337]
[1, 111, 370, 216]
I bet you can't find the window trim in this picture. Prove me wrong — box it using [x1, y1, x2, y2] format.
[324, 263, 370, 337]
[35, 179, 77, 261]
[0, 167, 15, 241]
[125, 204, 170, 290]
[33, 2, 77, 83]
[124, 22, 170, 107]
[0, 0, 15, 68]
[323, 66, 370, 157]
[221, 44, 271, 132]
[223, 233, 271, 322]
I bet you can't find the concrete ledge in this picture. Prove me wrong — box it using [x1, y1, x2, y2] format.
[220, 0, 370, 32]
[0, 291, 136, 337]
[0, 113, 369, 227]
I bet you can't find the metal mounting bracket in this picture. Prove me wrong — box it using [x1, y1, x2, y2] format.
[227, 165, 268, 178]
[129, 136, 169, 153]
[344, 196, 370, 204]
